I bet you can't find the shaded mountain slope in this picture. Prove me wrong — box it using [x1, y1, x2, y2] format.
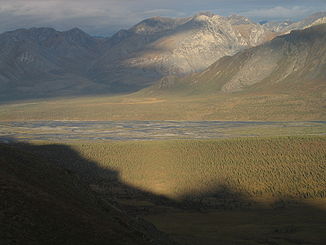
[152, 23, 326, 95]
[0, 142, 177, 245]
[0, 27, 108, 101]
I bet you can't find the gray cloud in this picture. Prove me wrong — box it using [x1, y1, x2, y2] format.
[0, 0, 325, 36]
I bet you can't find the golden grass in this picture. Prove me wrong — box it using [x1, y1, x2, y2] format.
[0, 90, 325, 121]
[45, 136, 326, 201]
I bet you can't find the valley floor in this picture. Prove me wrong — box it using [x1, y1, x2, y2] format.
[0, 89, 325, 121]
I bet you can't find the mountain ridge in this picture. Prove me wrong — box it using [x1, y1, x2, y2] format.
[90, 12, 276, 90]
[263, 12, 326, 33]
[148, 23, 326, 97]
[0, 12, 325, 102]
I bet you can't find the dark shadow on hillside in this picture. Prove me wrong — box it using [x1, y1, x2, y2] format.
[7, 142, 180, 212]
[2, 141, 326, 245]
[0, 141, 179, 245]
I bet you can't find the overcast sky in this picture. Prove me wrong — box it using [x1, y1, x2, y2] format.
[0, 0, 326, 36]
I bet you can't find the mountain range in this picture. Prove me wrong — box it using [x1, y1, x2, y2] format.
[263, 12, 326, 33]
[151, 23, 326, 96]
[90, 13, 275, 89]
[0, 12, 325, 101]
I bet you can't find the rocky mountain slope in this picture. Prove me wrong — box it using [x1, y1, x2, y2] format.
[90, 12, 275, 90]
[152, 23, 326, 95]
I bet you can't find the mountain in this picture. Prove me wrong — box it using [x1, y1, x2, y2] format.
[263, 12, 326, 33]
[0, 142, 177, 245]
[0, 13, 275, 101]
[86, 16, 192, 92]
[151, 24, 326, 95]
[0, 12, 323, 102]
[90, 12, 275, 91]
[0, 27, 108, 101]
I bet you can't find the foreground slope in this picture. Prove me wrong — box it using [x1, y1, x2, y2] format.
[11, 137, 326, 245]
[0, 143, 176, 245]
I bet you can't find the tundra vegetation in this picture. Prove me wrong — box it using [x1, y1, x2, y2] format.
[37, 136, 326, 201]
[4, 136, 324, 244]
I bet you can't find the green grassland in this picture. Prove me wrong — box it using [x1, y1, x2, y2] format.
[0, 86, 325, 121]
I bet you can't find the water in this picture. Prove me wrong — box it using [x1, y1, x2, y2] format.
[0, 121, 325, 142]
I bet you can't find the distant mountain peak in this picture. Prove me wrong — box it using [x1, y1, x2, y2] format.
[189, 12, 224, 26]
[0, 27, 58, 42]
[227, 14, 253, 25]
[28, 27, 57, 32]
[130, 16, 181, 34]
[66, 27, 86, 34]
[3, 27, 56, 36]
[192, 11, 221, 20]
[263, 11, 326, 33]
[64, 27, 93, 42]
[195, 11, 216, 17]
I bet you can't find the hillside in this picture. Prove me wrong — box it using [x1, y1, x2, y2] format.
[0, 142, 177, 245]
[149, 23, 326, 102]
[49, 136, 326, 202]
[4, 137, 325, 245]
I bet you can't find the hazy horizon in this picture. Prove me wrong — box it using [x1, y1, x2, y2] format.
[0, 0, 325, 36]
